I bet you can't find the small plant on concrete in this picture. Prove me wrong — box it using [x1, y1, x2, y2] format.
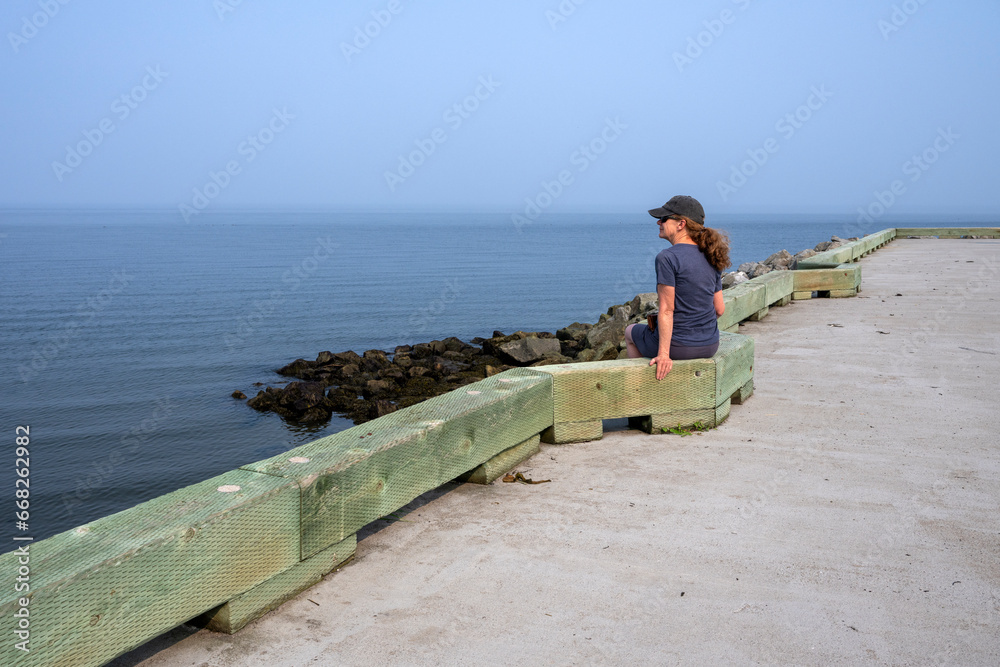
[662, 421, 713, 436]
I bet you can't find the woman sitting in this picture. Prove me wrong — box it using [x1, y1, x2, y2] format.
[624, 195, 731, 380]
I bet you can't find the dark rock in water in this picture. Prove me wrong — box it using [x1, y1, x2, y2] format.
[394, 345, 412, 355]
[363, 379, 395, 399]
[299, 407, 330, 424]
[442, 336, 467, 352]
[361, 349, 390, 372]
[403, 376, 439, 397]
[327, 387, 357, 411]
[410, 342, 436, 359]
[277, 358, 314, 377]
[316, 351, 335, 364]
[247, 390, 272, 411]
[339, 363, 360, 379]
[470, 337, 487, 345]
[333, 350, 362, 365]
[231, 390, 247, 400]
[492, 330, 506, 338]
[380, 367, 406, 383]
[495, 337, 561, 365]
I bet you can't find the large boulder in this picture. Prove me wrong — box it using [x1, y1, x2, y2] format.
[814, 240, 843, 252]
[794, 248, 817, 261]
[737, 262, 772, 279]
[586, 306, 629, 350]
[629, 293, 658, 318]
[276, 358, 314, 377]
[722, 271, 749, 288]
[557, 322, 592, 342]
[763, 250, 794, 270]
[592, 340, 620, 361]
[495, 337, 561, 365]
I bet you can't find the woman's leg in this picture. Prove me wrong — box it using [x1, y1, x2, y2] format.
[624, 324, 642, 358]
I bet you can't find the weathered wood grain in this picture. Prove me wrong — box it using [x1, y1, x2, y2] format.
[0, 470, 301, 667]
[792, 264, 862, 293]
[198, 535, 356, 634]
[457, 435, 541, 484]
[242, 369, 553, 558]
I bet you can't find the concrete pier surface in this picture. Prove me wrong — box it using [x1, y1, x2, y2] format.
[113, 240, 1000, 667]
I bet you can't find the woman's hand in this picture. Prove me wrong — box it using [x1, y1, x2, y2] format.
[650, 354, 673, 380]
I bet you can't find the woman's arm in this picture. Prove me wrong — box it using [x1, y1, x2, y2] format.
[651, 284, 675, 380]
[714, 290, 725, 317]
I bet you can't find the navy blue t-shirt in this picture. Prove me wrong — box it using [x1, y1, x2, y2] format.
[654, 243, 722, 346]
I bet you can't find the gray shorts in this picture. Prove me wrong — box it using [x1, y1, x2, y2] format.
[631, 323, 720, 360]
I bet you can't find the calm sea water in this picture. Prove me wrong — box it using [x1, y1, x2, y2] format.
[0, 209, 991, 545]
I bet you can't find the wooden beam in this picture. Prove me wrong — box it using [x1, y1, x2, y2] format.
[0, 470, 301, 667]
[458, 435, 541, 484]
[242, 369, 554, 559]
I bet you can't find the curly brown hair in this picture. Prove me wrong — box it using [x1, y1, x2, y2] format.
[677, 215, 731, 272]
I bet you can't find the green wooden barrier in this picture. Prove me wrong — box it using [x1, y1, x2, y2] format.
[792, 264, 862, 299]
[532, 332, 754, 443]
[242, 368, 553, 559]
[0, 470, 302, 666]
[894, 227, 1000, 238]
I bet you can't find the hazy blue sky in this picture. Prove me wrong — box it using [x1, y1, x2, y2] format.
[2, 0, 998, 216]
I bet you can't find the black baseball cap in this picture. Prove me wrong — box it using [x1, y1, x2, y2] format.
[648, 195, 705, 224]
